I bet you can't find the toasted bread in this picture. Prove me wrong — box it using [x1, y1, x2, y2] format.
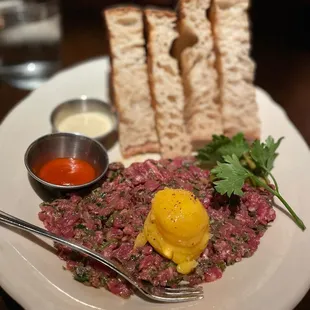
[175, 0, 223, 149]
[104, 7, 160, 157]
[145, 9, 192, 158]
[211, 0, 260, 140]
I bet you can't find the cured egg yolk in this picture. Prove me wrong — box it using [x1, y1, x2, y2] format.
[134, 188, 210, 274]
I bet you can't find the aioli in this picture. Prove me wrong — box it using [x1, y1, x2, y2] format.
[57, 112, 113, 137]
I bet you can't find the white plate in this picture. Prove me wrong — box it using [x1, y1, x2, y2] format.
[0, 57, 310, 310]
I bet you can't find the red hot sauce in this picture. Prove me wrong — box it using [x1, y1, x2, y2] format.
[38, 158, 96, 186]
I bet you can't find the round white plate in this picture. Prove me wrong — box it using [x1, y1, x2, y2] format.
[0, 57, 310, 310]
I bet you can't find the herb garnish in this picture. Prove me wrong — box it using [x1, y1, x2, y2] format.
[196, 133, 306, 231]
[74, 223, 86, 230]
[74, 272, 89, 283]
[74, 266, 89, 283]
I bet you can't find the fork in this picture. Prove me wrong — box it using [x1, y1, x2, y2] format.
[0, 210, 204, 303]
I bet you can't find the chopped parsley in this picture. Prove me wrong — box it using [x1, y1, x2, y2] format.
[74, 273, 89, 283]
[100, 241, 114, 249]
[253, 224, 268, 234]
[106, 212, 117, 228]
[74, 266, 90, 283]
[100, 276, 108, 286]
[242, 233, 249, 242]
[74, 224, 86, 230]
[109, 170, 121, 181]
[130, 254, 140, 261]
[216, 261, 226, 271]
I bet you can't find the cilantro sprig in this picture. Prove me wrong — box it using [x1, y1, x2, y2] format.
[196, 133, 306, 231]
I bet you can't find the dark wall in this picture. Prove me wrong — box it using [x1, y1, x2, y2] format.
[251, 0, 310, 49]
[62, 0, 176, 11]
[62, 0, 310, 50]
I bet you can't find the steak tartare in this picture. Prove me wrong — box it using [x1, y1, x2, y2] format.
[38, 157, 276, 298]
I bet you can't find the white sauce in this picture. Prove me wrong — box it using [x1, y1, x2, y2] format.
[57, 112, 113, 138]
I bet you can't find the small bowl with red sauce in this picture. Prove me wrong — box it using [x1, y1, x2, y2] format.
[24, 132, 109, 192]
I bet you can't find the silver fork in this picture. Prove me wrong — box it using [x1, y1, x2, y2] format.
[0, 210, 204, 303]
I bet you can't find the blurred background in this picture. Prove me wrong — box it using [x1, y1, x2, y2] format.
[1, 0, 310, 145]
[0, 0, 310, 309]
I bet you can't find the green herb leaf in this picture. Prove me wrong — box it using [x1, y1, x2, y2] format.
[74, 273, 89, 283]
[196, 133, 249, 165]
[100, 276, 108, 286]
[211, 154, 251, 197]
[109, 170, 121, 181]
[199, 134, 306, 231]
[74, 224, 86, 230]
[216, 261, 226, 271]
[74, 266, 89, 283]
[106, 212, 117, 228]
[196, 134, 231, 164]
[100, 241, 114, 249]
[218, 133, 249, 159]
[250, 136, 284, 173]
[130, 254, 140, 261]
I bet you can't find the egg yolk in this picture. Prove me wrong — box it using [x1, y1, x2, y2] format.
[134, 188, 210, 274]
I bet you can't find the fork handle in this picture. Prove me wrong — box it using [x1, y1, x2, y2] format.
[0, 211, 205, 303]
[0, 211, 138, 287]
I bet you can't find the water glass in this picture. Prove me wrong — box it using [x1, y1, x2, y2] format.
[0, 0, 62, 90]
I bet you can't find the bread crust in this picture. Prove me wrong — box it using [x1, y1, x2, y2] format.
[104, 1, 260, 158]
[104, 7, 160, 158]
[177, 0, 223, 148]
[145, 9, 192, 158]
[211, 0, 260, 140]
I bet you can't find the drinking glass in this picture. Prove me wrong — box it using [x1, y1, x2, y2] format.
[0, 0, 62, 90]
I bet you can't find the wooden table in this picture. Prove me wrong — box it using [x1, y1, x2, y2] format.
[0, 3, 310, 310]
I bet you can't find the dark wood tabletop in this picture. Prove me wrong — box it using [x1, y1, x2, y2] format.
[0, 1, 310, 309]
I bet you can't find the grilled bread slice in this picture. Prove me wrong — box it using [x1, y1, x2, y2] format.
[145, 9, 192, 158]
[175, 0, 223, 149]
[211, 0, 260, 140]
[104, 7, 160, 157]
